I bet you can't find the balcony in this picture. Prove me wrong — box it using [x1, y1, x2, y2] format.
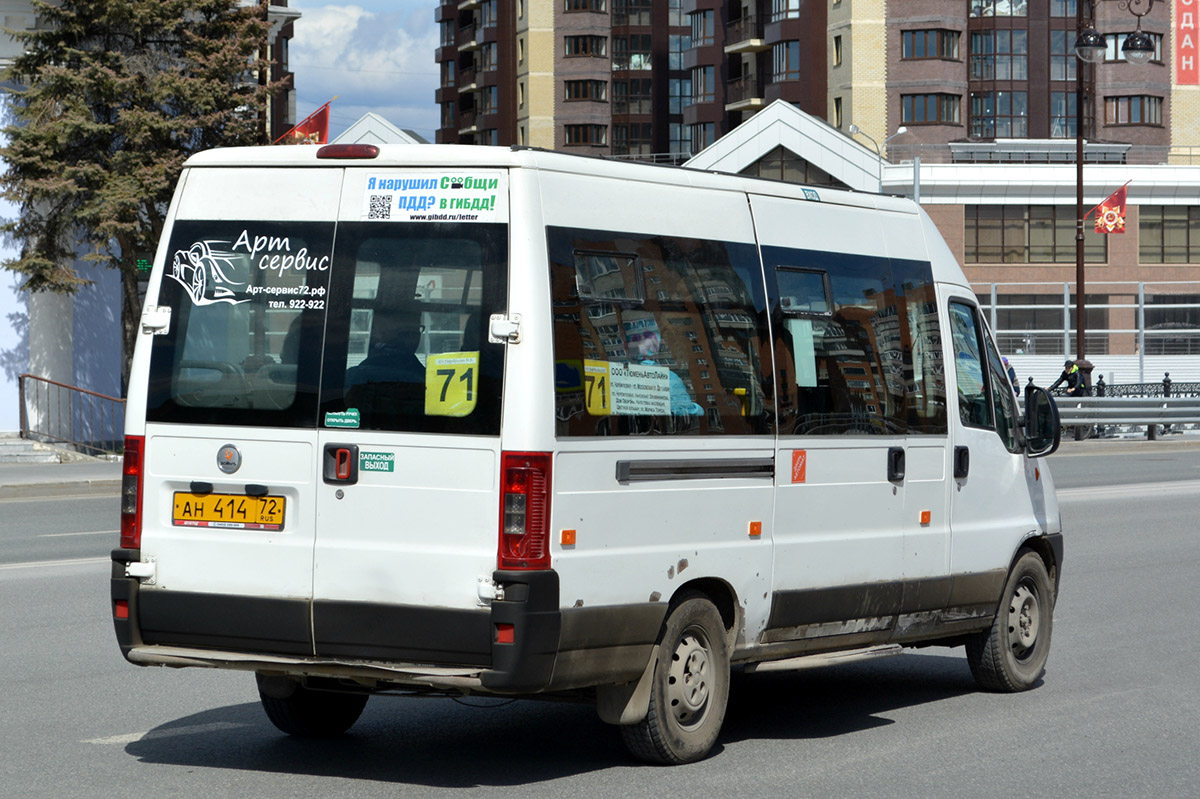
[724, 75, 765, 112]
[724, 15, 767, 54]
[458, 108, 478, 135]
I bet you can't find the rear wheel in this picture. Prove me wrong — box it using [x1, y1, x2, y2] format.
[621, 593, 730, 764]
[966, 551, 1054, 692]
[256, 674, 368, 737]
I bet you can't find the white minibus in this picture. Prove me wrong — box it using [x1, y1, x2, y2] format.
[113, 144, 1062, 764]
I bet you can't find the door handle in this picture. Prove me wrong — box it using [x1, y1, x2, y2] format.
[954, 446, 970, 480]
[887, 447, 905, 483]
[323, 444, 359, 485]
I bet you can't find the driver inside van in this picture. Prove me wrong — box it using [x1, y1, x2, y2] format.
[344, 308, 426, 401]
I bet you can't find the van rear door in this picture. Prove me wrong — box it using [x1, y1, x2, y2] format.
[307, 168, 510, 665]
[136, 167, 343, 654]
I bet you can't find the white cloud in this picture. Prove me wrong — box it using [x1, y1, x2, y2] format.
[288, 2, 440, 141]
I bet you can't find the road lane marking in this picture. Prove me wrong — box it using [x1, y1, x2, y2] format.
[1057, 479, 1200, 501]
[83, 721, 251, 745]
[0, 556, 108, 571]
[38, 529, 118, 538]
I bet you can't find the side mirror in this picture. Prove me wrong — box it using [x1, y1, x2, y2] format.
[1023, 385, 1060, 457]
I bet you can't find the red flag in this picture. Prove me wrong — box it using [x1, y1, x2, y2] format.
[1091, 183, 1129, 234]
[275, 100, 333, 145]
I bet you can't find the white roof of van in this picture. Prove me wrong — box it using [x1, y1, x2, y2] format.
[184, 144, 917, 216]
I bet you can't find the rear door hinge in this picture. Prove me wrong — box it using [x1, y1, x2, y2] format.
[488, 313, 522, 344]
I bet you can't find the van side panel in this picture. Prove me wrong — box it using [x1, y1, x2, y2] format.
[537, 170, 777, 671]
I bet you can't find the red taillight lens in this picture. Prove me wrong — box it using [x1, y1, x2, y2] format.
[120, 435, 144, 549]
[499, 451, 552, 570]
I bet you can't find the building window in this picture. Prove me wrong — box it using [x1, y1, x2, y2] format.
[478, 85, 498, 116]
[1105, 95, 1163, 125]
[771, 0, 802, 22]
[440, 20, 455, 47]
[614, 78, 652, 113]
[518, 81, 525, 109]
[690, 10, 714, 46]
[691, 66, 715, 103]
[668, 0, 685, 26]
[565, 0, 606, 10]
[441, 101, 456, 128]
[442, 60, 455, 87]
[1050, 0, 1076, 16]
[773, 41, 802, 81]
[970, 30, 1028, 80]
[613, 34, 652, 71]
[1139, 207, 1200, 263]
[1049, 92, 1077, 138]
[565, 35, 607, 57]
[480, 42, 499, 71]
[970, 0, 1029, 17]
[613, 0, 651, 25]
[833, 97, 843, 128]
[902, 29, 960, 60]
[669, 122, 690, 157]
[832, 35, 842, 67]
[901, 93, 961, 124]
[969, 91, 1028, 137]
[1049, 30, 1077, 81]
[1106, 31, 1163, 62]
[518, 37, 525, 65]
[519, 124, 526, 145]
[965, 205, 1105, 263]
[669, 33, 690, 70]
[613, 122, 653, 155]
[565, 79, 608, 102]
[565, 124, 608, 145]
[690, 122, 715, 152]
[669, 77, 692, 114]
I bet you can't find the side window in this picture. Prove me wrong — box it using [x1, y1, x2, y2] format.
[549, 226, 772, 437]
[949, 301, 993, 429]
[984, 327, 1021, 452]
[769, 248, 947, 435]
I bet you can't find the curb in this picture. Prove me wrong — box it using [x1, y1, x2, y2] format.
[0, 479, 121, 501]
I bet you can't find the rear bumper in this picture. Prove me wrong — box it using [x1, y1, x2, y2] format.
[111, 553, 662, 695]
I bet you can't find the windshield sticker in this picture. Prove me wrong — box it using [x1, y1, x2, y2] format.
[324, 409, 360, 428]
[361, 172, 508, 223]
[425, 352, 480, 417]
[583, 359, 671, 416]
[168, 229, 331, 307]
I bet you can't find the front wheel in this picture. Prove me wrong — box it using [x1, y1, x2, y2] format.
[966, 551, 1055, 692]
[257, 674, 369, 737]
[621, 593, 730, 764]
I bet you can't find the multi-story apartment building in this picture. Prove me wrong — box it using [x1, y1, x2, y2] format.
[437, 0, 693, 157]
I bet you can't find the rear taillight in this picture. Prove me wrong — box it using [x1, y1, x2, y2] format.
[120, 435, 144, 549]
[499, 451, 552, 570]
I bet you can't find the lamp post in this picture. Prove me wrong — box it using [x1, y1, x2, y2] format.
[849, 124, 908, 193]
[1071, 0, 1156, 362]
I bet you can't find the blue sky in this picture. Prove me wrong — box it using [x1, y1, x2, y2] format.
[289, 1, 441, 142]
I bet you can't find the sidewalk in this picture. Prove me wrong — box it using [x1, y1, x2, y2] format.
[0, 460, 122, 500]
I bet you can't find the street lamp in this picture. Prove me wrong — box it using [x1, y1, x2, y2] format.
[849, 124, 908, 193]
[1071, 0, 1156, 363]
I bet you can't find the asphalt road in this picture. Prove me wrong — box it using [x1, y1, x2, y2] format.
[1, 444, 1198, 797]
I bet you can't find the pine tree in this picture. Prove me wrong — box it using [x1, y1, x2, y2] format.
[0, 0, 283, 386]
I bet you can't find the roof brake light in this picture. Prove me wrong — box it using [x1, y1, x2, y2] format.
[316, 144, 380, 159]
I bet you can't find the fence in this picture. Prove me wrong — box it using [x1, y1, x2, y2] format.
[18, 374, 125, 456]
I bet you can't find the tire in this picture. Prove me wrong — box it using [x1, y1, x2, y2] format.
[621, 593, 730, 765]
[257, 675, 369, 737]
[966, 551, 1054, 692]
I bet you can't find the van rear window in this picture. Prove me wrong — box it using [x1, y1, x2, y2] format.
[147, 220, 507, 435]
[146, 221, 334, 427]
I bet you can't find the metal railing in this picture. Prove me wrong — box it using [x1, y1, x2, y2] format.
[18, 374, 125, 456]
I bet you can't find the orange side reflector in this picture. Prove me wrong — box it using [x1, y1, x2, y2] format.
[495, 623, 515, 644]
[561, 529, 577, 546]
[1035, 467, 1040, 481]
[114, 600, 129, 620]
[749, 521, 762, 537]
[919, 510, 932, 526]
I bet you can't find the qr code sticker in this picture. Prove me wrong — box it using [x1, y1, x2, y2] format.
[368, 195, 391, 220]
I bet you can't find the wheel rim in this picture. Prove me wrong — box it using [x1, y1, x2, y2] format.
[1007, 580, 1041, 662]
[667, 625, 712, 730]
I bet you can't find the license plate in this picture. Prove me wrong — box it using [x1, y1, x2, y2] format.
[172, 492, 286, 531]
